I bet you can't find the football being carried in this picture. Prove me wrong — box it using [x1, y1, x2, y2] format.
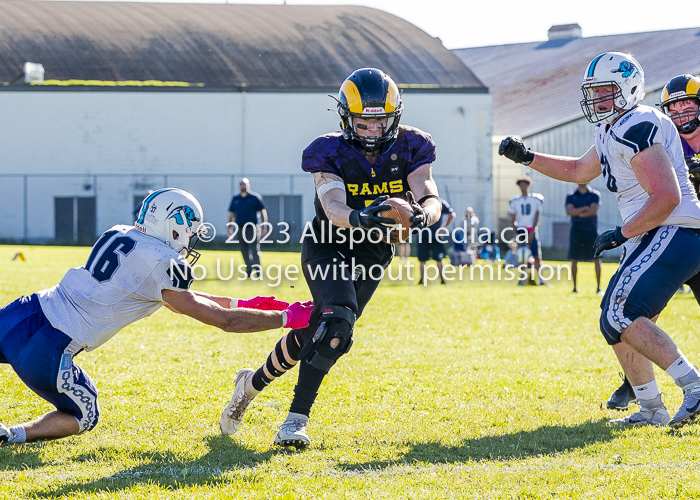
[378, 197, 414, 243]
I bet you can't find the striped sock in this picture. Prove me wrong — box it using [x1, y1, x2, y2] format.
[251, 331, 302, 392]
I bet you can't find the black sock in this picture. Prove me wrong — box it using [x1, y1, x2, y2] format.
[289, 362, 327, 417]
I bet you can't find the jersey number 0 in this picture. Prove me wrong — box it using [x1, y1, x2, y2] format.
[601, 154, 618, 193]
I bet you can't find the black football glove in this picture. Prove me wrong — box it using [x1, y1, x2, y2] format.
[406, 191, 429, 228]
[498, 137, 535, 165]
[349, 195, 394, 229]
[593, 227, 628, 258]
[685, 155, 700, 182]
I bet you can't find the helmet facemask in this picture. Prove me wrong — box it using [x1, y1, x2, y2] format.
[340, 104, 403, 155]
[165, 205, 202, 265]
[580, 83, 627, 125]
[663, 99, 700, 135]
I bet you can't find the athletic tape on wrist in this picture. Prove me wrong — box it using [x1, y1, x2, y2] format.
[317, 181, 346, 198]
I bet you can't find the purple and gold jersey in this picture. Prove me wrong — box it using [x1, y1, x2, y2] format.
[302, 125, 436, 263]
[682, 136, 699, 158]
[682, 137, 700, 196]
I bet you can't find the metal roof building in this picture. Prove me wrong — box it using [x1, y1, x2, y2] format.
[454, 26, 700, 248]
[0, 1, 485, 91]
[0, 1, 492, 245]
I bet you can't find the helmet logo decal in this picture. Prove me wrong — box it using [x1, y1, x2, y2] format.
[171, 205, 200, 227]
[611, 61, 636, 78]
[363, 107, 384, 113]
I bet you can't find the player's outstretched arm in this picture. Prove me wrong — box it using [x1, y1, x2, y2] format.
[407, 164, 442, 227]
[163, 291, 247, 313]
[161, 290, 312, 333]
[189, 291, 289, 311]
[499, 138, 602, 184]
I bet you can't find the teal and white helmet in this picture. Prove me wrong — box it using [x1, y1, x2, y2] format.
[134, 188, 204, 263]
[580, 52, 645, 124]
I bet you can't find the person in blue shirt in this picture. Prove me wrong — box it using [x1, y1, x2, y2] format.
[417, 200, 455, 284]
[565, 183, 602, 294]
[227, 178, 268, 278]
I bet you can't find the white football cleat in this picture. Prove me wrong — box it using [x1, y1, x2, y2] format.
[274, 416, 310, 449]
[608, 405, 670, 427]
[219, 368, 255, 436]
[669, 383, 700, 429]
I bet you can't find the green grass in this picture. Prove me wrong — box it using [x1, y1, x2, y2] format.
[1, 245, 699, 499]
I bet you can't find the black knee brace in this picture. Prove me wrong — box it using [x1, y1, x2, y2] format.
[299, 305, 355, 374]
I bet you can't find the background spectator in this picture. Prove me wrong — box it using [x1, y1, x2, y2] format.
[228, 178, 268, 278]
[508, 176, 545, 285]
[565, 183, 602, 294]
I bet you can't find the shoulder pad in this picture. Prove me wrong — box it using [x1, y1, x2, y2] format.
[621, 121, 659, 154]
[304, 132, 343, 153]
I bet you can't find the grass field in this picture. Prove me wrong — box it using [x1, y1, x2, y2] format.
[1, 245, 700, 499]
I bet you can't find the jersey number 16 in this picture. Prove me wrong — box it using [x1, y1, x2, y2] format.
[85, 231, 137, 282]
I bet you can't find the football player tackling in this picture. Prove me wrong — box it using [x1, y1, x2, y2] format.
[219, 68, 442, 448]
[499, 53, 700, 428]
[0, 188, 312, 446]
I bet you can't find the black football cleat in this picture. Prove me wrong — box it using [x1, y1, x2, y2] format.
[607, 374, 637, 411]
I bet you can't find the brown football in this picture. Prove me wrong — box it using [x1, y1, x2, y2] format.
[379, 197, 414, 244]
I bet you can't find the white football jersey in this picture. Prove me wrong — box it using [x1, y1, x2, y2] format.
[38, 225, 193, 351]
[594, 105, 700, 226]
[509, 193, 544, 228]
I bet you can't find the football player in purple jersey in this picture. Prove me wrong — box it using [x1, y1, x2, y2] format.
[219, 68, 443, 448]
